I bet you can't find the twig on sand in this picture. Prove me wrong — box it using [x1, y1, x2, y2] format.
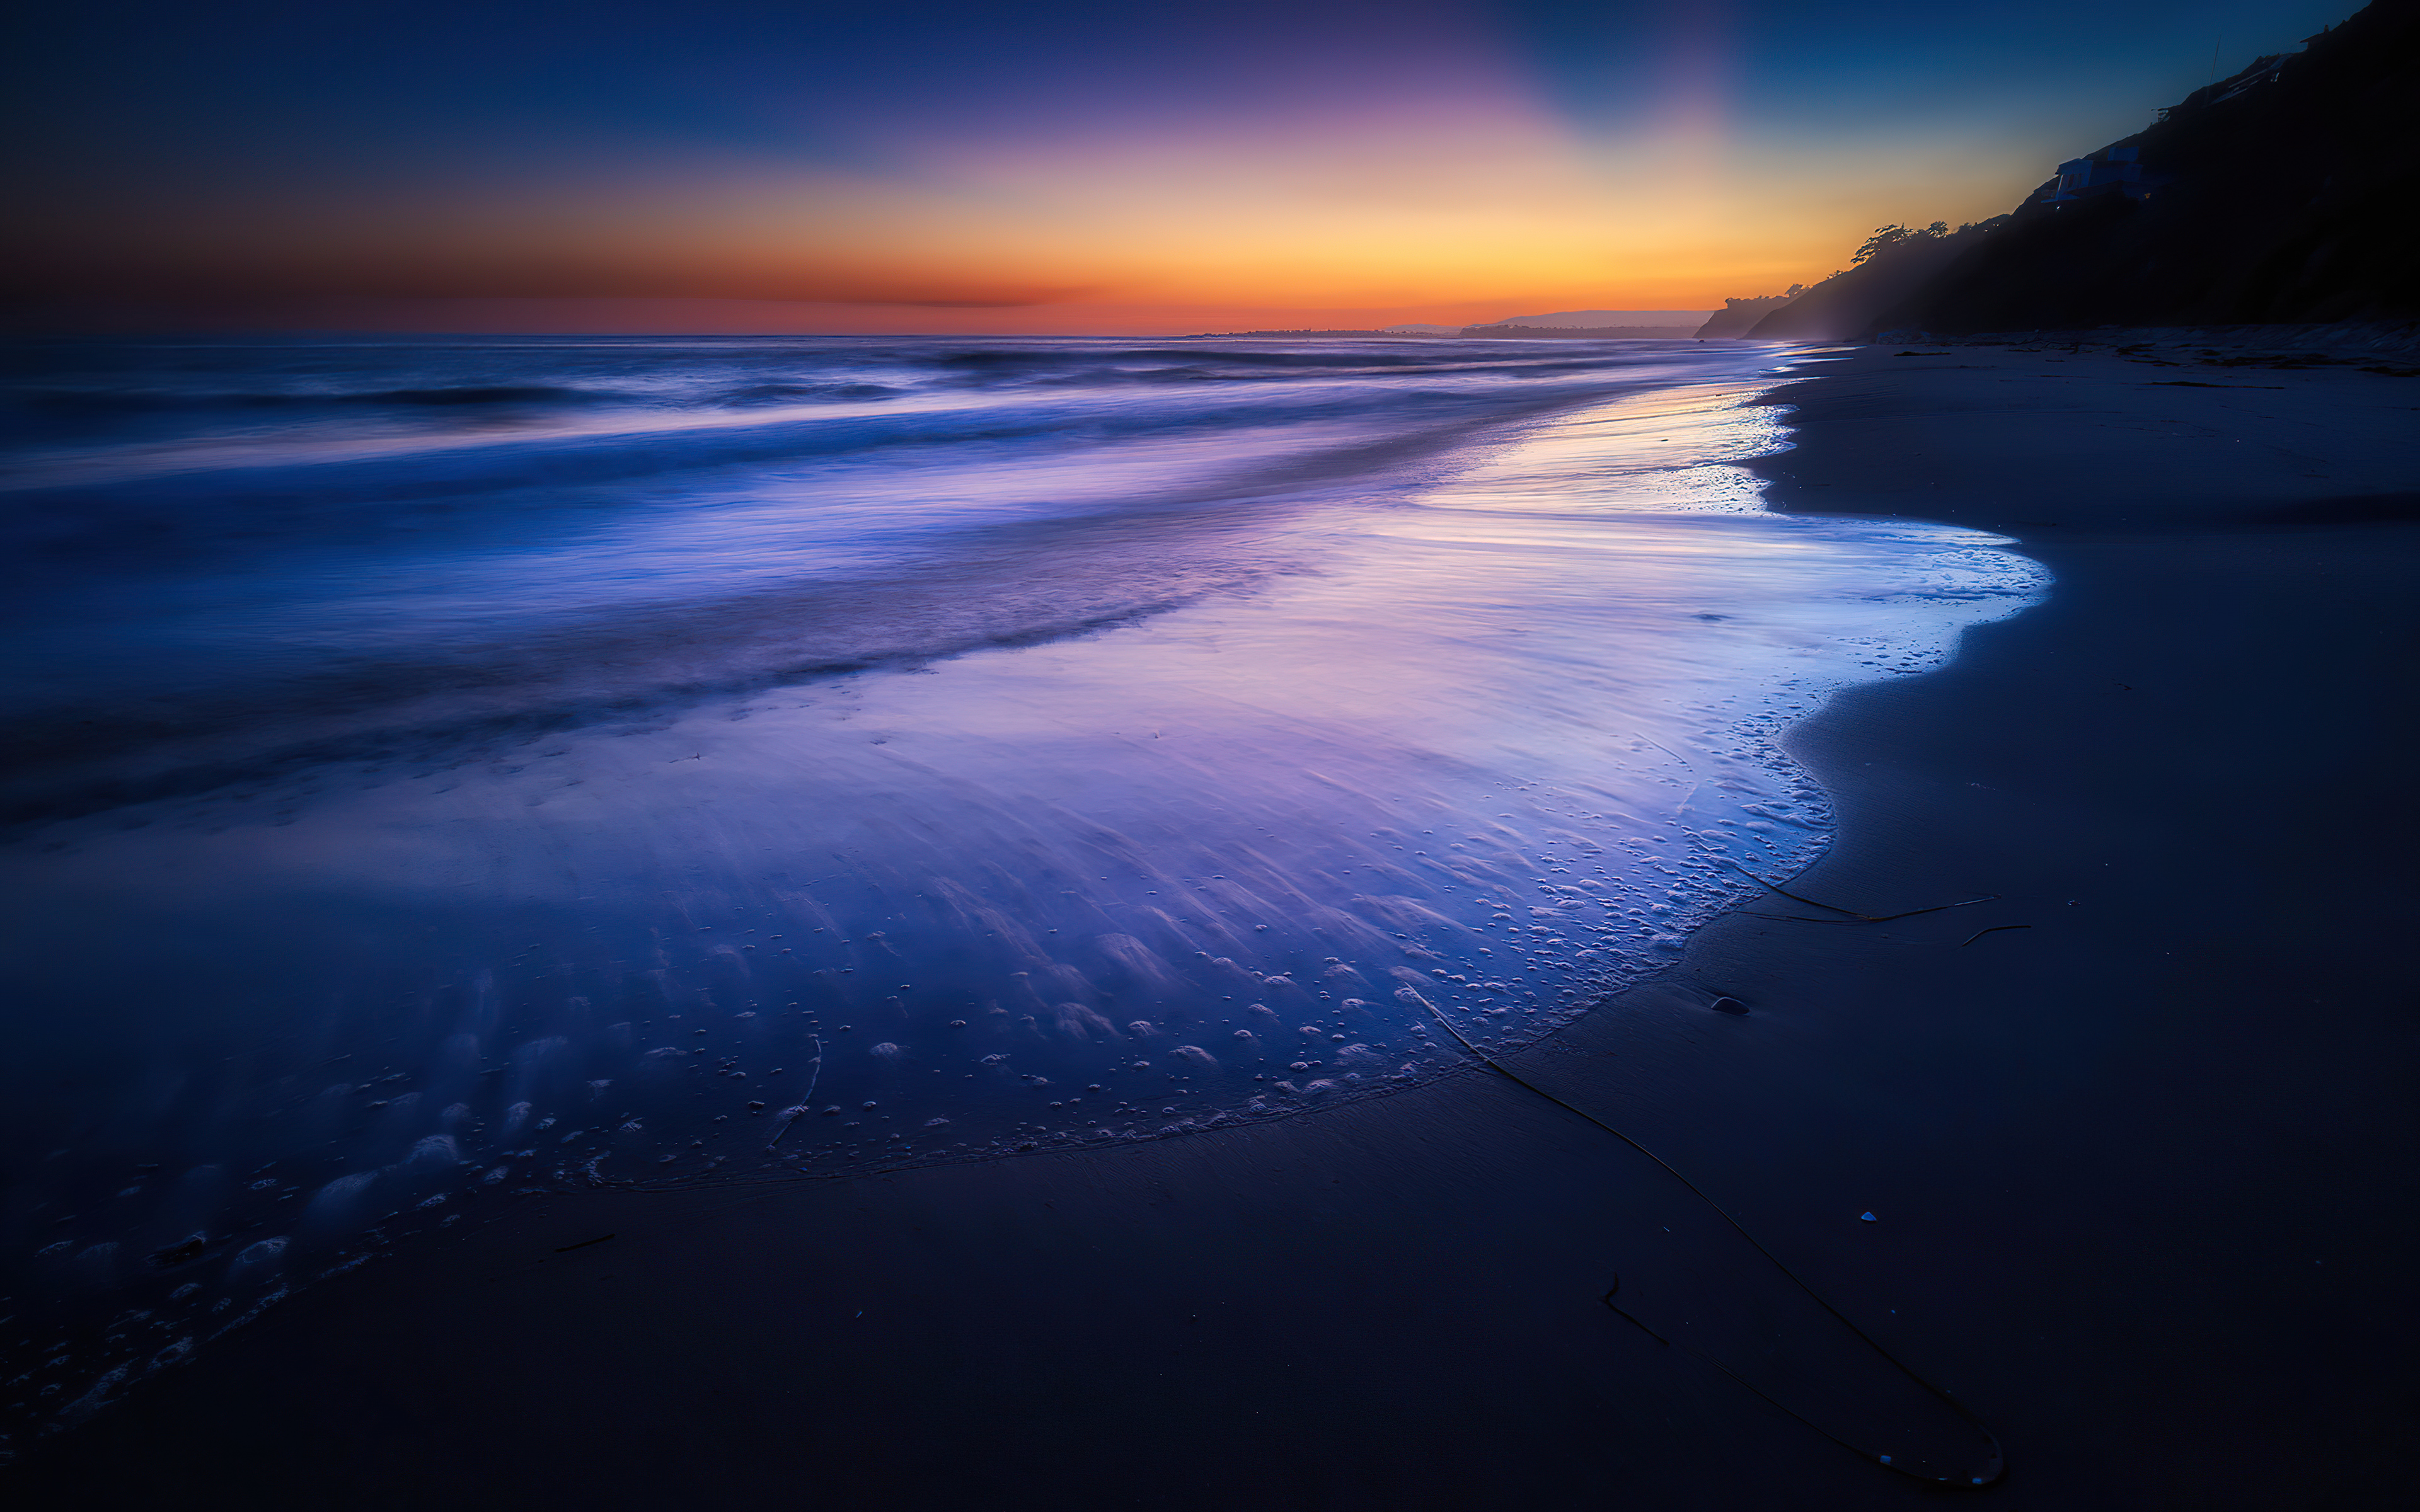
[765, 1034, 825, 1150]
[1725, 861, 1995, 924]
[1414, 996, 2008, 1487]
[1957, 924, 2034, 948]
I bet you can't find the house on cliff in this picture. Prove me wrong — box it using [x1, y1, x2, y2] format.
[2042, 146, 2170, 206]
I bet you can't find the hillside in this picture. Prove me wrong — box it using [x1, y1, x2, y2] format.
[1743, 226, 1993, 340]
[1887, 0, 2419, 333]
[1695, 294, 1797, 338]
[1708, 0, 2417, 341]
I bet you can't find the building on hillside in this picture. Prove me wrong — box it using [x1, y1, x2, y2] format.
[2041, 146, 2172, 207]
[2162, 51, 2295, 119]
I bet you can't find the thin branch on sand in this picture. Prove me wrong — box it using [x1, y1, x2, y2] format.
[764, 1034, 824, 1150]
[1726, 860, 1995, 924]
[1957, 924, 2034, 948]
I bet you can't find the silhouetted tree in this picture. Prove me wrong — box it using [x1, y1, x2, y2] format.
[1852, 225, 1911, 263]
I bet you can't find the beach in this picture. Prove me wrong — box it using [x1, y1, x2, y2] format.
[11, 340, 2418, 1508]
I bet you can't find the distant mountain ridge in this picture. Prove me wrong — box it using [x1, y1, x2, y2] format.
[1460, 324, 1700, 339]
[1199, 311, 1716, 340]
[1201, 320, 1704, 340]
[1474, 309, 1713, 328]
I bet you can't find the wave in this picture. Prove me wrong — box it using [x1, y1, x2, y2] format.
[0, 374, 1631, 568]
[0, 518, 1270, 827]
[10, 382, 621, 413]
[710, 381, 903, 406]
[0, 335, 1778, 827]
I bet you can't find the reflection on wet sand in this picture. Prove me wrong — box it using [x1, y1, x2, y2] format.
[0, 341, 2038, 1440]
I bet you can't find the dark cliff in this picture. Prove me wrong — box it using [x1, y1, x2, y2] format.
[1744, 229, 1987, 340]
[1695, 294, 1795, 338]
[1883, 0, 2419, 333]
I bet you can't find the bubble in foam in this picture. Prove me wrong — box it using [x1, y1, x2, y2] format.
[233, 1237, 287, 1267]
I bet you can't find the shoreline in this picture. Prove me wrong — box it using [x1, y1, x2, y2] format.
[14, 345, 2417, 1509]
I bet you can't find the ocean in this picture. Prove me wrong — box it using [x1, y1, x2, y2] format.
[0, 333, 2042, 1435]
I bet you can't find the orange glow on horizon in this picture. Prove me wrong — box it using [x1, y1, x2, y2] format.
[11, 0, 2357, 335]
[3, 40, 2056, 334]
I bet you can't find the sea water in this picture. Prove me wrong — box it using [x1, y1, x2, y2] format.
[0, 335, 2042, 1436]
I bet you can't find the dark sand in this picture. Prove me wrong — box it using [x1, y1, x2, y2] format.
[18, 343, 2419, 1509]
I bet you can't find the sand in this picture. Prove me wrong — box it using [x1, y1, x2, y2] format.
[15, 340, 2417, 1509]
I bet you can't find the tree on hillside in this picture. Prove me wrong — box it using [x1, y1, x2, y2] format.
[1853, 222, 1954, 265]
[1851, 225, 1911, 264]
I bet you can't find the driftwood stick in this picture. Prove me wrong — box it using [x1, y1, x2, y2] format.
[1958, 924, 2034, 948]
[1726, 861, 1995, 924]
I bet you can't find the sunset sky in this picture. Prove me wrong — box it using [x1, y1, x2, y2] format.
[4, 0, 2358, 333]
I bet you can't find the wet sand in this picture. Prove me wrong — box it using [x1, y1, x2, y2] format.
[17, 343, 2419, 1509]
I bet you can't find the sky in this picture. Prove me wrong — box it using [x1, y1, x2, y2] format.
[1, 0, 2365, 334]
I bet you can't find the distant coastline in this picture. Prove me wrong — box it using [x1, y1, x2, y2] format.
[1191, 324, 1701, 340]
[1192, 307, 1714, 340]
[1464, 324, 1700, 339]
